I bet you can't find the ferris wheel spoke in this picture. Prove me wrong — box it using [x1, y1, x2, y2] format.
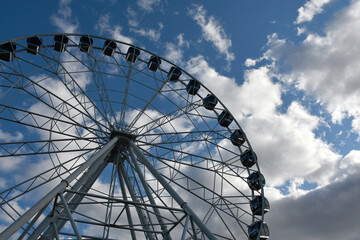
[119, 63, 133, 129]
[109, 51, 128, 77]
[13, 44, 110, 134]
[14, 55, 60, 78]
[141, 129, 229, 138]
[87, 55, 118, 128]
[0, 139, 101, 158]
[0, 201, 28, 234]
[143, 153, 246, 182]
[140, 129, 229, 147]
[134, 99, 203, 135]
[134, 81, 218, 142]
[138, 143, 248, 186]
[0, 104, 104, 140]
[140, 143, 250, 199]
[9, 48, 29, 88]
[0, 74, 28, 107]
[134, 150, 250, 239]
[125, 148, 174, 239]
[151, 156, 252, 228]
[118, 160, 157, 240]
[127, 72, 168, 129]
[42, 48, 113, 132]
[138, 140, 246, 174]
[65, 48, 119, 128]
[132, 168, 194, 238]
[106, 51, 132, 129]
[0, 68, 109, 138]
[139, 125, 231, 174]
[0, 101, 105, 136]
[209, 202, 238, 239]
[127, 166, 159, 238]
[0, 148, 95, 206]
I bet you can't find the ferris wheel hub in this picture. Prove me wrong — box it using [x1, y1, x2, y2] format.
[110, 129, 137, 144]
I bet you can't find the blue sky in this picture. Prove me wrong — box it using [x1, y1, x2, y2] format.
[1, 0, 360, 239]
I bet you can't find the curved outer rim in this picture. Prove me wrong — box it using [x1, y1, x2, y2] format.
[0, 33, 267, 238]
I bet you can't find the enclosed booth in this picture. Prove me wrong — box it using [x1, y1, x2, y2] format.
[247, 171, 265, 191]
[103, 40, 117, 57]
[147, 56, 161, 71]
[203, 94, 218, 110]
[186, 79, 201, 95]
[248, 221, 270, 240]
[250, 196, 270, 215]
[126, 46, 140, 63]
[0, 42, 16, 61]
[167, 66, 182, 81]
[230, 129, 245, 146]
[240, 149, 257, 168]
[27, 36, 43, 55]
[79, 35, 94, 53]
[54, 35, 69, 52]
[218, 110, 233, 127]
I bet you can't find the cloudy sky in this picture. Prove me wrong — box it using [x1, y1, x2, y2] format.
[1, 0, 360, 239]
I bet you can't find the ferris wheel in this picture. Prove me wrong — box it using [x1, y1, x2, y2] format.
[0, 34, 270, 240]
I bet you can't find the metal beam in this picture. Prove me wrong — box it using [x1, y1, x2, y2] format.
[117, 152, 137, 240]
[29, 158, 108, 240]
[118, 162, 155, 240]
[17, 204, 47, 240]
[37, 159, 108, 239]
[180, 215, 190, 240]
[129, 141, 217, 240]
[0, 136, 119, 239]
[128, 147, 172, 240]
[59, 193, 82, 240]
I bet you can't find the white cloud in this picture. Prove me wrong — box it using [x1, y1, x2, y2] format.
[0, 127, 23, 174]
[127, 7, 164, 41]
[164, 42, 183, 65]
[186, 56, 341, 187]
[183, 54, 354, 239]
[239, 2, 360, 237]
[188, 4, 235, 69]
[268, 0, 360, 136]
[177, 33, 190, 48]
[295, 0, 333, 24]
[137, 0, 161, 12]
[130, 23, 163, 41]
[340, 150, 360, 175]
[0, 156, 24, 172]
[186, 56, 282, 118]
[296, 26, 306, 35]
[244, 55, 267, 68]
[244, 58, 257, 67]
[0, 130, 24, 172]
[127, 7, 139, 27]
[50, 0, 79, 33]
[95, 14, 133, 51]
[0, 129, 23, 142]
[0, 177, 6, 189]
[161, 33, 190, 65]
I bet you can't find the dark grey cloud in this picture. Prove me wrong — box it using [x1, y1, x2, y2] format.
[268, 169, 360, 240]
